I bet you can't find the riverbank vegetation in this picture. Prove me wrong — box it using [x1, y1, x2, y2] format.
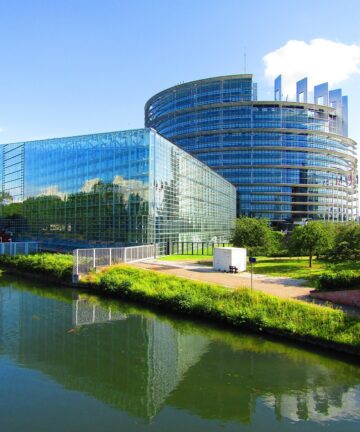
[1, 250, 359, 290]
[0, 253, 73, 282]
[0, 253, 359, 354]
[84, 265, 360, 354]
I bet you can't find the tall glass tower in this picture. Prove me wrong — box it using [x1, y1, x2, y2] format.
[145, 74, 358, 225]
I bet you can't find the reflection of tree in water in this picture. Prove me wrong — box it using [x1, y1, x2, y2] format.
[1, 282, 360, 425]
[0, 179, 149, 245]
[168, 334, 360, 424]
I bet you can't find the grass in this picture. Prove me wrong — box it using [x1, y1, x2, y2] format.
[1, 252, 360, 354]
[160, 255, 360, 285]
[252, 257, 360, 285]
[160, 254, 213, 265]
[82, 264, 360, 354]
[1, 252, 358, 286]
[251, 257, 324, 283]
[0, 253, 73, 282]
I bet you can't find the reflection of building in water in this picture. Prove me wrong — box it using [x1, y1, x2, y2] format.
[72, 297, 127, 326]
[0, 286, 209, 420]
[0, 286, 21, 355]
[264, 387, 360, 423]
[1, 285, 360, 425]
[168, 341, 360, 424]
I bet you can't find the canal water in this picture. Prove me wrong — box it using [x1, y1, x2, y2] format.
[0, 276, 359, 431]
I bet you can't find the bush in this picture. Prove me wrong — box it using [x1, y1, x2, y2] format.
[0, 253, 73, 282]
[327, 223, 360, 262]
[316, 270, 360, 292]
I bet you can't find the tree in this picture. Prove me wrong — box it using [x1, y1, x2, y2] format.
[231, 217, 278, 256]
[289, 221, 335, 268]
[327, 222, 360, 261]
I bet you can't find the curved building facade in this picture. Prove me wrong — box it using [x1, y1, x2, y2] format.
[145, 75, 359, 224]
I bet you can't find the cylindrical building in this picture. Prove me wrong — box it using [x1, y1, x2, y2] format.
[145, 74, 358, 225]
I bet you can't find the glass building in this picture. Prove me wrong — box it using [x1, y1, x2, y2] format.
[145, 75, 359, 225]
[0, 128, 236, 250]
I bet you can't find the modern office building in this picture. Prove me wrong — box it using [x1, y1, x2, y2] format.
[0, 128, 236, 249]
[145, 74, 359, 225]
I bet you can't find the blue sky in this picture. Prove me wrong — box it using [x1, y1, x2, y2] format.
[1, 0, 360, 151]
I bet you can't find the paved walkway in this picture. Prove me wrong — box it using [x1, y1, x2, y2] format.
[130, 259, 312, 300]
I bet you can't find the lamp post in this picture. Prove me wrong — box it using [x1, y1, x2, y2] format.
[249, 257, 256, 290]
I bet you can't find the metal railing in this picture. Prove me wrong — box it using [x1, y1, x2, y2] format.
[73, 244, 157, 276]
[0, 242, 39, 256]
[72, 297, 127, 326]
[168, 241, 229, 256]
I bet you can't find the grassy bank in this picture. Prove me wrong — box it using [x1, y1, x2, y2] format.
[0, 253, 73, 282]
[1, 253, 360, 355]
[83, 265, 360, 354]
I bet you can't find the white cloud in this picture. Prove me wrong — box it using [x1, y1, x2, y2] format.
[0, 128, 4, 133]
[263, 39, 360, 99]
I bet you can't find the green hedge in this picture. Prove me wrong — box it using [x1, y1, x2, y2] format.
[0, 253, 73, 282]
[316, 270, 360, 292]
[92, 265, 360, 351]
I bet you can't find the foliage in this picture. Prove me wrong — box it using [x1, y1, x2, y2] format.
[84, 265, 360, 352]
[316, 270, 360, 292]
[1, 252, 360, 352]
[268, 230, 287, 256]
[0, 253, 73, 282]
[289, 222, 335, 267]
[231, 217, 280, 256]
[327, 223, 360, 262]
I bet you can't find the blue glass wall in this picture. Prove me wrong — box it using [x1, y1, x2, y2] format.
[0, 129, 236, 249]
[145, 75, 358, 223]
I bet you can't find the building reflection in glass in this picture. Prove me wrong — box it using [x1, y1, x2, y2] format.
[0, 129, 236, 251]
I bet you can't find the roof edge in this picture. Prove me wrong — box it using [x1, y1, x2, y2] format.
[145, 74, 253, 109]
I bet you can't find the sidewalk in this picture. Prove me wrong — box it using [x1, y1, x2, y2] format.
[130, 259, 312, 300]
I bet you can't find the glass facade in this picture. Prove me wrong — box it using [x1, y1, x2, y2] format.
[0, 129, 236, 250]
[145, 75, 359, 224]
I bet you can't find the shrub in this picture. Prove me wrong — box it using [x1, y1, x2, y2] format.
[0, 253, 73, 282]
[316, 270, 360, 292]
[327, 223, 360, 262]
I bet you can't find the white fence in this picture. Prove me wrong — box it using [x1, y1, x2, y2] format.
[0, 242, 39, 256]
[73, 244, 157, 276]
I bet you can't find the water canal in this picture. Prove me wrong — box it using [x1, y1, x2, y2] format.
[0, 276, 359, 431]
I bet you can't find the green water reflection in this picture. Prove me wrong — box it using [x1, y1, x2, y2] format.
[0, 276, 359, 431]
